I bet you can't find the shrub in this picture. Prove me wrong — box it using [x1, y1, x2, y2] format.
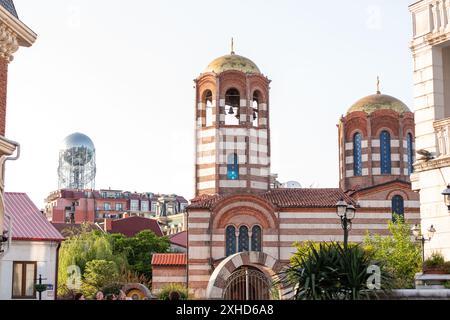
[363, 217, 422, 289]
[280, 242, 391, 300]
[158, 283, 189, 300]
[81, 260, 119, 298]
[424, 252, 445, 268]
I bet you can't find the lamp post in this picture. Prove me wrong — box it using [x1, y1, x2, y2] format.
[336, 198, 356, 250]
[411, 224, 436, 262]
[442, 185, 450, 211]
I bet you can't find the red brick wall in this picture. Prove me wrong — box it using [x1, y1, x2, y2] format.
[0, 58, 8, 136]
[152, 265, 187, 292]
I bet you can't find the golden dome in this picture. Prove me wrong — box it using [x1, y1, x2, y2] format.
[347, 93, 410, 115]
[204, 53, 261, 74]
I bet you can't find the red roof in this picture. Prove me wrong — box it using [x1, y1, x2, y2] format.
[4, 193, 64, 241]
[189, 188, 355, 210]
[169, 231, 187, 248]
[152, 253, 187, 266]
[109, 216, 163, 237]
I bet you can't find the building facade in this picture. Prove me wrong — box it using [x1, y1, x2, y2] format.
[148, 46, 421, 300]
[45, 189, 188, 234]
[1, 193, 63, 300]
[410, 0, 450, 260]
[0, 0, 36, 252]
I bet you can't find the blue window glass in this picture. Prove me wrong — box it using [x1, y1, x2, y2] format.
[392, 195, 405, 221]
[353, 133, 363, 176]
[251, 225, 262, 252]
[238, 226, 249, 252]
[380, 131, 392, 174]
[227, 153, 239, 180]
[407, 133, 414, 175]
[226, 225, 236, 256]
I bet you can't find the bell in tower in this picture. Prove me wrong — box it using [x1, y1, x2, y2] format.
[194, 40, 271, 196]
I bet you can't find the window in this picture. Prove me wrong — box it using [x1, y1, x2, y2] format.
[353, 133, 363, 176]
[252, 91, 261, 127]
[251, 225, 262, 252]
[115, 203, 123, 211]
[103, 203, 111, 211]
[238, 226, 249, 252]
[151, 202, 158, 213]
[130, 200, 139, 211]
[141, 200, 149, 212]
[225, 88, 240, 125]
[227, 153, 239, 180]
[12, 262, 36, 299]
[407, 133, 414, 175]
[204, 90, 213, 127]
[392, 195, 405, 221]
[380, 130, 392, 174]
[226, 226, 237, 256]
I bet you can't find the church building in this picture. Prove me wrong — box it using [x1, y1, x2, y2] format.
[152, 47, 421, 300]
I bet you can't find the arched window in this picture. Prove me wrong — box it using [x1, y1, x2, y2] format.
[251, 225, 262, 252]
[204, 90, 213, 127]
[252, 91, 261, 127]
[380, 130, 392, 174]
[392, 195, 405, 221]
[407, 133, 414, 175]
[227, 153, 239, 180]
[225, 88, 240, 125]
[353, 133, 363, 176]
[238, 226, 249, 252]
[226, 225, 237, 256]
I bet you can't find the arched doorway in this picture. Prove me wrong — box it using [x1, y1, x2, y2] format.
[223, 266, 272, 300]
[206, 251, 294, 300]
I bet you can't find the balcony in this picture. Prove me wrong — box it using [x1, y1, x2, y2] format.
[434, 117, 450, 157]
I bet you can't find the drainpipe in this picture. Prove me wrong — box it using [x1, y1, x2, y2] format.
[277, 210, 281, 262]
[54, 242, 61, 300]
[0, 138, 20, 253]
[186, 209, 189, 289]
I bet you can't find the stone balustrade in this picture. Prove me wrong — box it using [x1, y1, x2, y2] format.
[411, 0, 450, 40]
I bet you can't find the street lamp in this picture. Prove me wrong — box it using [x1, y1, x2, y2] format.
[336, 198, 356, 249]
[442, 185, 450, 211]
[411, 224, 436, 262]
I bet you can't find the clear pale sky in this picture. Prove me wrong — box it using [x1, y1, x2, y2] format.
[5, 0, 414, 208]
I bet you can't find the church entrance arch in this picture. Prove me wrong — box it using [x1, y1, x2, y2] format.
[206, 251, 293, 300]
[223, 266, 272, 300]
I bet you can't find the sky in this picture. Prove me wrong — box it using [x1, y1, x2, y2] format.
[5, 0, 414, 208]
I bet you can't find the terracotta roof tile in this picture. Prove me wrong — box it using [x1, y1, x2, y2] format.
[152, 253, 186, 266]
[188, 189, 355, 210]
[4, 193, 64, 241]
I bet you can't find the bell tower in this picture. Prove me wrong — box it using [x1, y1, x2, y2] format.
[194, 42, 271, 196]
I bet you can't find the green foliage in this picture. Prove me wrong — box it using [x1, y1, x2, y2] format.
[363, 216, 421, 289]
[280, 242, 391, 300]
[158, 283, 189, 300]
[444, 281, 450, 289]
[57, 225, 170, 298]
[81, 260, 119, 298]
[424, 252, 445, 268]
[110, 230, 170, 279]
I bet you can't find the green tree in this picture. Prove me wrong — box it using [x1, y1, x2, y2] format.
[81, 260, 119, 298]
[363, 215, 421, 289]
[111, 230, 170, 279]
[57, 225, 128, 296]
